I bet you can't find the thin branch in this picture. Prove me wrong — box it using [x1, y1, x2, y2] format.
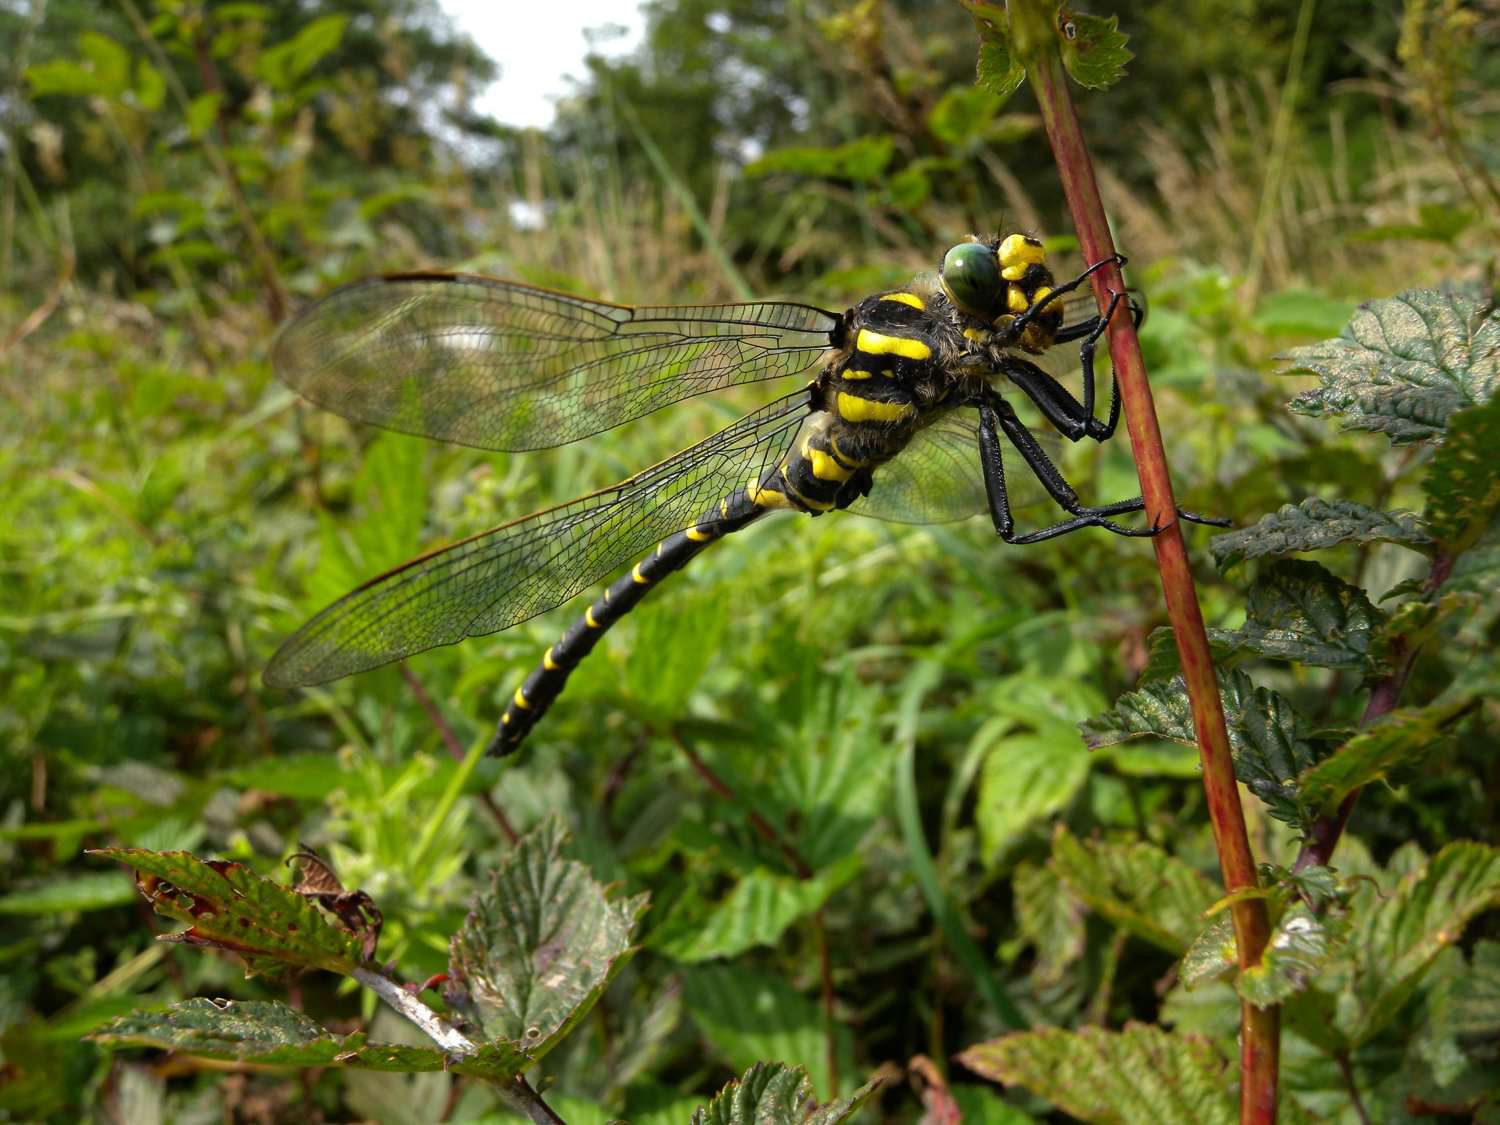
[1336, 1049, 1372, 1125]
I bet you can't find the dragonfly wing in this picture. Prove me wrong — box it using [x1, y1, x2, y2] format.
[273, 272, 839, 451]
[265, 392, 810, 686]
[849, 411, 987, 525]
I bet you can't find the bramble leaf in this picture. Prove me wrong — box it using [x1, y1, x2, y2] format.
[1423, 395, 1500, 553]
[446, 822, 647, 1057]
[89, 999, 528, 1078]
[1297, 698, 1475, 815]
[1280, 288, 1499, 444]
[1050, 828, 1217, 954]
[90, 849, 365, 980]
[1211, 559, 1385, 673]
[1058, 10, 1131, 89]
[1211, 497, 1431, 569]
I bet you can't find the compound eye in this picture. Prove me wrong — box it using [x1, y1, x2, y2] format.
[939, 242, 1003, 319]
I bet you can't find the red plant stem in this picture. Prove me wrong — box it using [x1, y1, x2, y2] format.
[1025, 44, 1279, 1123]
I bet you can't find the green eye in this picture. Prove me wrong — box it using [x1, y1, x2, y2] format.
[939, 242, 1003, 319]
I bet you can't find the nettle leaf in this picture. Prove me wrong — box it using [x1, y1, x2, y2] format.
[1424, 395, 1500, 553]
[1237, 908, 1338, 1008]
[1050, 828, 1217, 954]
[1081, 669, 1320, 829]
[1211, 497, 1432, 569]
[975, 39, 1024, 98]
[446, 822, 647, 1058]
[1058, 10, 1132, 90]
[688, 1061, 881, 1125]
[91, 849, 365, 980]
[1013, 860, 1085, 985]
[1297, 697, 1475, 816]
[960, 1023, 1236, 1125]
[89, 999, 527, 1079]
[1138, 626, 1237, 685]
[1336, 842, 1500, 1046]
[1181, 914, 1237, 989]
[1280, 288, 1499, 444]
[1213, 559, 1385, 673]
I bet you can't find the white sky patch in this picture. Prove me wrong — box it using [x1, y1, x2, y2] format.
[443, 0, 648, 129]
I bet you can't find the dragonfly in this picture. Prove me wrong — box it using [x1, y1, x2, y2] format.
[265, 234, 1224, 755]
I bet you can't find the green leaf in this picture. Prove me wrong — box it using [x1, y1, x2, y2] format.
[1050, 828, 1217, 954]
[1423, 395, 1500, 553]
[90, 849, 365, 979]
[1059, 11, 1132, 90]
[927, 87, 1003, 147]
[89, 999, 526, 1078]
[975, 39, 1025, 98]
[652, 859, 858, 963]
[1236, 907, 1337, 1008]
[1081, 670, 1319, 828]
[1212, 559, 1385, 673]
[807, 1073, 884, 1124]
[1013, 860, 1085, 985]
[257, 15, 349, 87]
[447, 822, 646, 1057]
[185, 92, 223, 140]
[691, 1062, 809, 1125]
[625, 592, 729, 718]
[1211, 498, 1432, 569]
[1297, 698, 1475, 815]
[959, 1023, 1237, 1125]
[1280, 288, 1499, 444]
[0, 871, 137, 914]
[976, 726, 1091, 859]
[683, 965, 853, 1101]
[745, 137, 895, 182]
[1181, 914, 1237, 989]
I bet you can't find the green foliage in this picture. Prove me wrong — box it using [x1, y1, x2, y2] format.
[1210, 498, 1433, 569]
[688, 1062, 881, 1125]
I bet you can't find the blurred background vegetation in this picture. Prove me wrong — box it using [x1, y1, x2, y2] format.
[1, 0, 1496, 1120]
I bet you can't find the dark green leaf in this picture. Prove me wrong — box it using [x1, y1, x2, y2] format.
[1298, 698, 1476, 816]
[1050, 828, 1217, 954]
[1059, 11, 1132, 90]
[90, 849, 365, 979]
[1236, 908, 1336, 1007]
[89, 999, 527, 1078]
[959, 1024, 1236, 1125]
[975, 40, 1024, 98]
[1138, 626, 1236, 685]
[1423, 395, 1500, 553]
[1280, 288, 1499, 444]
[447, 821, 646, 1057]
[690, 1062, 809, 1125]
[1211, 498, 1431, 569]
[1213, 559, 1385, 673]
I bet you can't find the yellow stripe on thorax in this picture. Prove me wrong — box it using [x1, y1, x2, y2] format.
[880, 292, 924, 309]
[856, 328, 932, 361]
[836, 391, 916, 424]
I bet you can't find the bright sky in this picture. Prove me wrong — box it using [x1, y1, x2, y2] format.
[442, 0, 648, 129]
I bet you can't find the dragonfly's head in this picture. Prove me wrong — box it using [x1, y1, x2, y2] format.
[939, 234, 1062, 353]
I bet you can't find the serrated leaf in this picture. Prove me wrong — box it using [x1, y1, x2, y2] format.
[1336, 842, 1500, 1045]
[91, 849, 365, 979]
[807, 1074, 884, 1124]
[976, 39, 1024, 98]
[1138, 626, 1236, 685]
[1424, 395, 1500, 553]
[1081, 669, 1319, 828]
[1211, 497, 1432, 569]
[1013, 861, 1085, 985]
[446, 822, 646, 1057]
[684, 965, 853, 1100]
[1297, 697, 1474, 815]
[1237, 908, 1336, 1008]
[1214, 559, 1385, 672]
[1281, 288, 1498, 444]
[691, 1062, 810, 1125]
[959, 1023, 1236, 1125]
[976, 730, 1091, 859]
[1181, 914, 1237, 989]
[1059, 11, 1131, 89]
[89, 998, 527, 1078]
[1050, 828, 1217, 954]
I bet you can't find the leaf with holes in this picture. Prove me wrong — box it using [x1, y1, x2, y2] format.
[1280, 288, 1499, 444]
[1424, 395, 1500, 553]
[90, 849, 365, 980]
[446, 822, 647, 1057]
[89, 999, 528, 1078]
[1212, 559, 1385, 673]
[1211, 497, 1431, 569]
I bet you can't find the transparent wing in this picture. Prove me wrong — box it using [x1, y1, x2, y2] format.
[850, 412, 987, 524]
[272, 272, 839, 451]
[265, 393, 810, 686]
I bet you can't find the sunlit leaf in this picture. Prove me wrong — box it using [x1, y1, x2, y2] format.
[1050, 828, 1216, 954]
[1058, 10, 1132, 90]
[1237, 908, 1337, 1007]
[89, 999, 527, 1078]
[976, 729, 1091, 859]
[1180, 914, 1237, 989]
[1212, 559, 1385, 673]
[90, 849, 365, 980]
[1280, 288, 1499, 444]
[1423, 395, 1500, 553]
[746, 137, 896, 183]
[447, 821, 647, 1057]
[0, 872, 137, 915]
[1211, 497, 1431, 569]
